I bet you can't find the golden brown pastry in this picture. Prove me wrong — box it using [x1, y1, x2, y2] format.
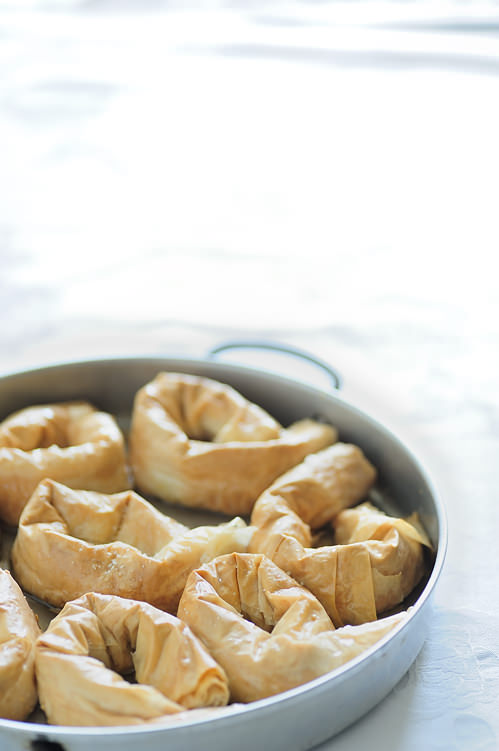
[11, 479, 254, 611]
[250, 449, 430, 626]
[332, 501, 431, 618]
[35, 592, 229, 726]
[128, 372, 337, 515]
[250, 442, 377, 552]
[0, 401, 130, 525]
[177, 552, 406, 703]
[0, 568, 41, 720]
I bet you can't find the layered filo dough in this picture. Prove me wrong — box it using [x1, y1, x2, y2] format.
[128, 372, 337, 515]
[0, 401, 130, 525]
[249, 447, 431, 626]
[0, 568, 41, 721]
[1, 377, 431, 727]
[11, 479, 254, 611]
[35, 592, 229, 726]
[177, 552, 406, 703]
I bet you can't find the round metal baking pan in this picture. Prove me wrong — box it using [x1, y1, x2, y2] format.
[0, 351, 447, 751]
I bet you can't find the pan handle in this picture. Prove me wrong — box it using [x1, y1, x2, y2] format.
[208, 341, 342, 391]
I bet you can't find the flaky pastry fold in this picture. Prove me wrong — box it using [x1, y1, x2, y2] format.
[129, 372, 337, 515]
[250, 443, 377, 552]
[249, 443, 430, 626]
[331, 501, 431, 618]
[11, 479, 253, 611]
[0, 401, 130, 525]
[249, 447, 430, 626]
[178, 552, 406, 703]
[35, 592, 229, 726]
[0, 568, 41, 720]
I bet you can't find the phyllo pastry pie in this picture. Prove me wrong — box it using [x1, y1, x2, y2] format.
[0, 401, 130, 525]
[249, 445, 431, 625]
[11, 479, 253, 611]
[0, 568, 41, 721]
[178, 552, 406, 703]
[35, 592, 229, 726]
[129, 372, 337, 515]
